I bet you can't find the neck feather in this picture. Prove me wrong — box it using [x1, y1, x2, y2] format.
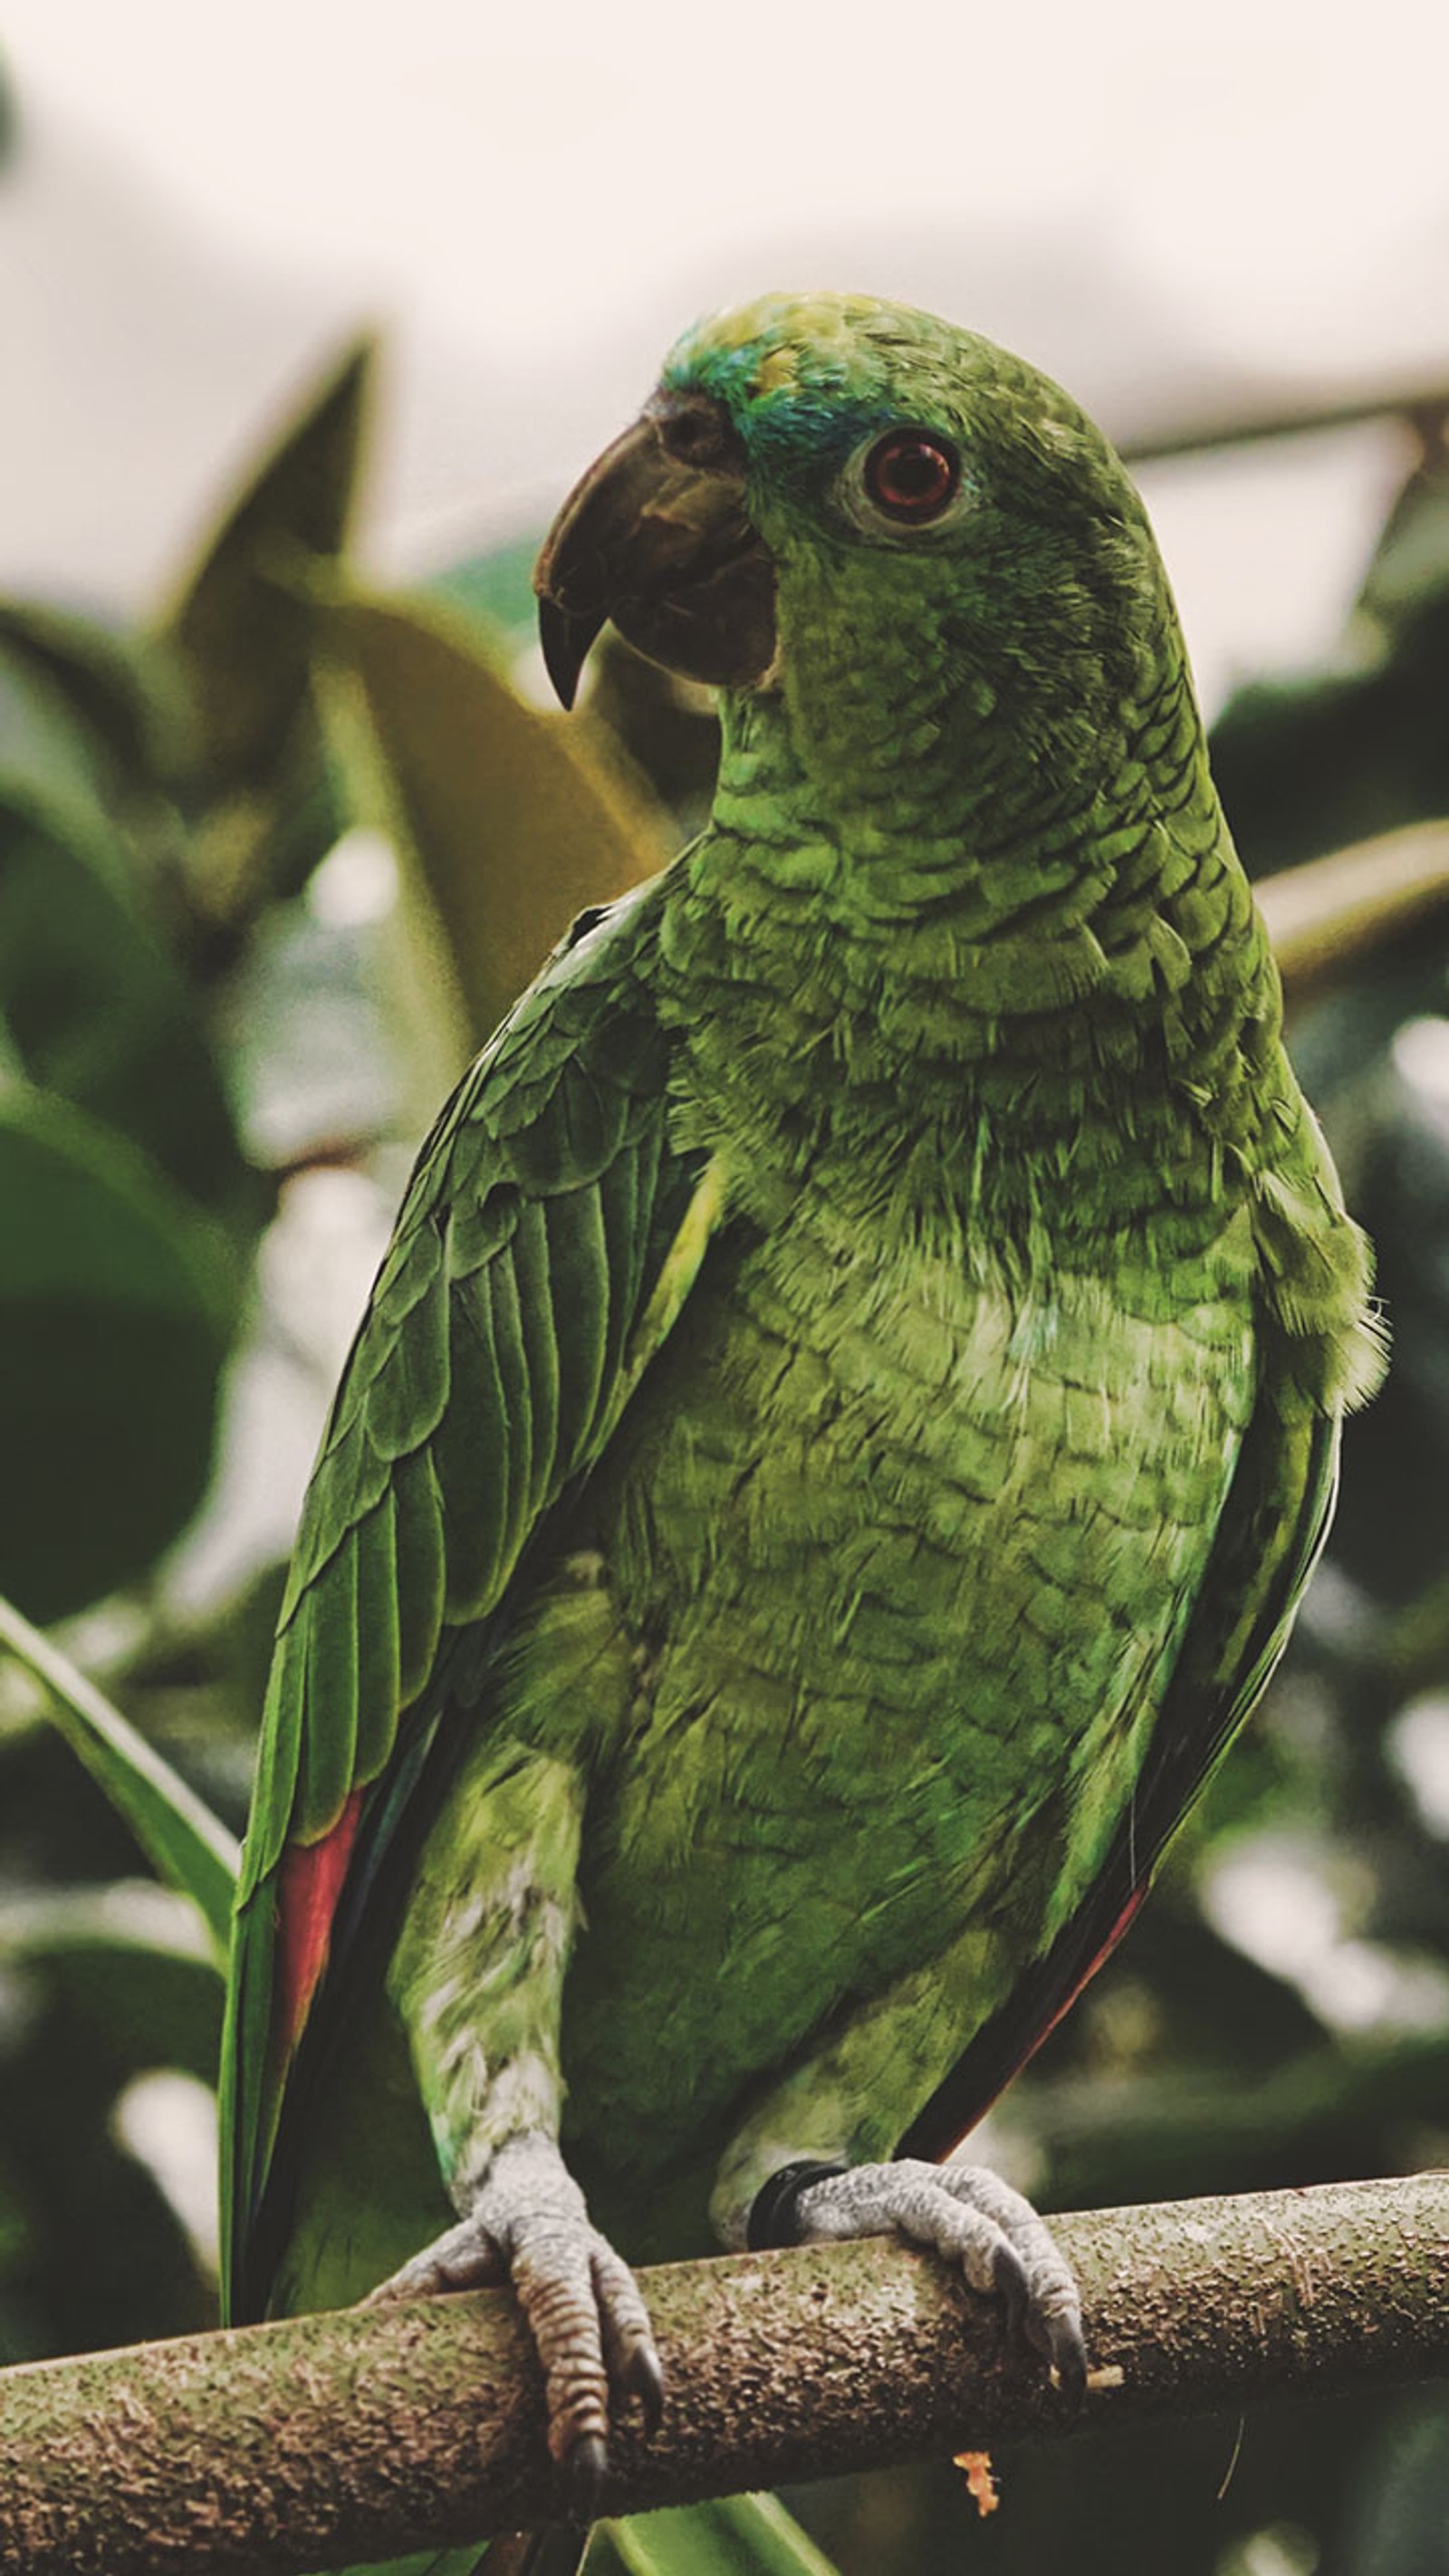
[658, 668, 1283, 1261]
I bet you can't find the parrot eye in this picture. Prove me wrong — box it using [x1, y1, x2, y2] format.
[862, 429, 961, 524]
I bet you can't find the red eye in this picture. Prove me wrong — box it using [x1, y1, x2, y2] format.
[863, 429, 960, 523]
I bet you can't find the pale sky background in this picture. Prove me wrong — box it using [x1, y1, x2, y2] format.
[4, 0, 1449, 707]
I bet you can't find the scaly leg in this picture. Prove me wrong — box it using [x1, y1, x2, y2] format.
[376, 1741, 661, 2490]
[372, 2131, 661, 2494]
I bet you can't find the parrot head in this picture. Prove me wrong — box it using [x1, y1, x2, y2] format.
[534, 292, 1165, 789]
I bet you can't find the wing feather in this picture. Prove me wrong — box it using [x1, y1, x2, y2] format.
[298, 1533, 359, 1832]
[436, 1283, 513, 1620]
[484, 1248, 536, 1558]
[351, 1495, 403, 1780]
[221, 882, 719, 2317]
[511, 1197, 562, 1513]
[390, 1443, 449, 1702]
[544, 1187, 613, 1451]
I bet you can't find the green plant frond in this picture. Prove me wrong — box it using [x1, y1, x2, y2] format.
[599, 2496, 847, 2576]
[0, 1592, 238, 1958]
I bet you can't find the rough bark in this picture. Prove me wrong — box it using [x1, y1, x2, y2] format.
[0, 2175, 1444, 2575]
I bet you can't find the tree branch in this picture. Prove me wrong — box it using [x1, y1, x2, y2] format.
[0, 2176, 1444, 2573]
[1258, 820, 1449, 1000]
[1117, 375, 1449, 462]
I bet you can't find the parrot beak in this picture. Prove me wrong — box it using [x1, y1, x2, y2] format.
[533, 394, 777, 709]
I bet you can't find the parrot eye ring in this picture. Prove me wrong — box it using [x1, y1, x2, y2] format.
[861, 428, 961, 524]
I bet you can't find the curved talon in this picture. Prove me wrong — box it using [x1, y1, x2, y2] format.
[371, 2134, 663, 2475]
[624, 2340, 666, 2435]
[1041, 2307, 1089, 2415]
[992, 2238, 1030, 2347]
[564, 2430, 609, 2519]
[589, 2231, 664, 2433]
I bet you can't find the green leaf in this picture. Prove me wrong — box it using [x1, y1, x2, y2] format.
[0, 634, 136, 889]
[0, 53, 17, 169]
[326, 591, 668, 1042]
[1355, 406, 1449, 630]
[0, 1080, 234, 1619]
[162, 337, 376, 797]
[0, 600, 182, 787]
[0, 625, 252, 1216]
[431, 545, 722, 826]
[0, 1878, 219, 1967]
[0, 1604, 238, 1957]
[600, 2498, 846, 2576]
[0, 815, 251, 1218]
[1212, 422, 1449, 876]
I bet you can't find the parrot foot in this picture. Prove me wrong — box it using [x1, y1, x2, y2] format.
[369, 2130, 663, 2494]
[782, 2157, 1086, 2406]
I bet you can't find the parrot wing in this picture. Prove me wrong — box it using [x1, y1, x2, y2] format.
[221, 881, 721, 2319]
[898, 1376, 1339, 2160]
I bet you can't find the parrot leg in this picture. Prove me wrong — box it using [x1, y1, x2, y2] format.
[378, 1739, 661, 2489]
[371, 2130, 662, 2497]
[705, 1927, 1086, 2402]
[781, 2158, 1085, 2401]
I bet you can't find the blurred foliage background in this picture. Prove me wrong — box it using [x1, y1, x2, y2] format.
[3, 281, 1449, 2576]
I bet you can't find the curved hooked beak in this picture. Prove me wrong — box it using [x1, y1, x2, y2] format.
[533, 393, 777, 709]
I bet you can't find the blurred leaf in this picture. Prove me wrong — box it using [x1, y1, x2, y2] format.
[1021, 2021, 1449, 2211]
[428, 546, 722, 826]
[0, 1879, 216, 1971]
[162, 337, 375, 794]
[0, 1928, 218, 2355]
[0, 817, 251, 1216]
[1357, 408, 1449, 629]
[154, 342, 367, 969]
[1213, 422, 1449, 876]
[0, 1081, 233, 1619]
[0, 628, 251, 1213]
[0, 1604, 237, 1956]
[326, 591, 669, 1041]
[600, 2498, 846, 2576]
[167, 704, 352, 983]
[0, 601, 181, 786]
[586, 634, 722, 828]
[0, 636, 137, 889]
[0, 52, 17, 174]
[1342, 2393, 1449, 2575]
[1214, 652, 1449, 877]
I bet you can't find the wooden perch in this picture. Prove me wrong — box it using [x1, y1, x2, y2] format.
[0, 2175, 1444, 2574]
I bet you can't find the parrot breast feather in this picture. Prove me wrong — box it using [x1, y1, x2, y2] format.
[900, 1384, 1339, 2159]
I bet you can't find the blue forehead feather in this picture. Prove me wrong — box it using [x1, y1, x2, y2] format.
[661, 332, 911, 487]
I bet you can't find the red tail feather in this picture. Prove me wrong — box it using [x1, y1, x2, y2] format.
[275, 1790, 365, 2055]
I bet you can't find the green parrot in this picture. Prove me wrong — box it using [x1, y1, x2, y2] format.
[219, 292, 1384, 2573]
